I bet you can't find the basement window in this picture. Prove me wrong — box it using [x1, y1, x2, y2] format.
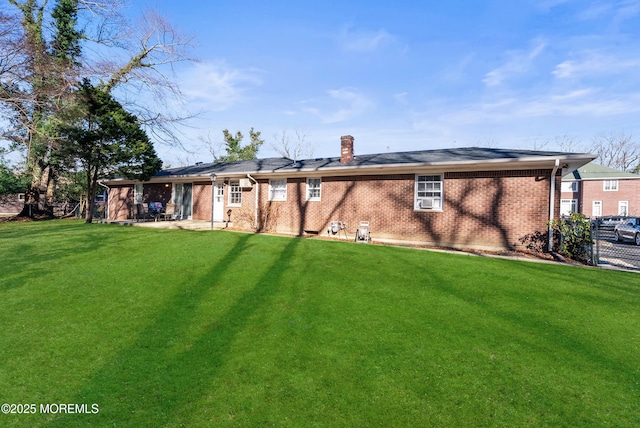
[415, 174, 443, 211]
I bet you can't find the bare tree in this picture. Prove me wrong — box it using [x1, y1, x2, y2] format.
[85, 7, 197, 146]
[197, 131, 224, 163]
[271, 129, 313, 160]
[0, 0, 196, 216]
[1, 1, 82, 214]
[589, 132, 640, 172]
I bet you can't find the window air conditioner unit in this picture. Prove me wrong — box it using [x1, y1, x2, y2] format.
[239, 178, 253, 188]
[417, 198, 433, 209]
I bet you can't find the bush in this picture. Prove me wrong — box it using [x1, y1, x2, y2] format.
[550, 212, 592, 263]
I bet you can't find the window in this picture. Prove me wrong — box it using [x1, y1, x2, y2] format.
[415, 175, 443, 210]
[306, 178, 321, 201]
[603, 180, 619, 191]
[134, 183, 143, 204]
[561, 181, 578, 192]
[228, 180, 242, 205]
[18, 193, 25, 201]
[560, 199, 577, 216]
[619, 201, 629, 216]
[269, 179, 287, 201]
[592, 200, 602, 217]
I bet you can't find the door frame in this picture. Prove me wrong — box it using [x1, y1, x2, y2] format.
[213, 181, 224, 221]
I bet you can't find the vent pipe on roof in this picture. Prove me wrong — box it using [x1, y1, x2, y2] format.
[340, 135, 354, 163]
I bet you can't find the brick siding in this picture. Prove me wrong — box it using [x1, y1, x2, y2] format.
[228, 169, 557, 250]
[108, 168, 559, 250]
[573, 179, 640, 216]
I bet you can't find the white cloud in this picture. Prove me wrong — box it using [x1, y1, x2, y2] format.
[179, 61, 263, 111]
[576, 3, 614, 21]
[483, 40, 547, 87]
[339, 26, 396, 53]
[553, 51, 640, 79]
[535, 0, 571, 12]
[301, 88, 374, 123]
[614, 0, 640, 23]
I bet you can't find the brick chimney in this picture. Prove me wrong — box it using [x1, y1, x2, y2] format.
[340, 135, 354, 163]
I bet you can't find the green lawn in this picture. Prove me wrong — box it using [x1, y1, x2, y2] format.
[0, 220, 639, 427]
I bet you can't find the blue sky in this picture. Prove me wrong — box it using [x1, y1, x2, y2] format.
[125, 0, 640, 165]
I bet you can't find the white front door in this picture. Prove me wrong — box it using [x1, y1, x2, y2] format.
[213, 182, 224, 221]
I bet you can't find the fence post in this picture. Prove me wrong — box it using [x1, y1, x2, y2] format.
[592, 220, 599, 267]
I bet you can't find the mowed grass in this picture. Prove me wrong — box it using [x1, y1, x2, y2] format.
[0, 220, 639, 427]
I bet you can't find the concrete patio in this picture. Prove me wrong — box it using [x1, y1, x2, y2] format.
[103, 219, 231, 231]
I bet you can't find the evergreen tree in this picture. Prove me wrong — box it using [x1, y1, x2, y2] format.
[60, 80, 162, 223]
[217, 128, 264, 162]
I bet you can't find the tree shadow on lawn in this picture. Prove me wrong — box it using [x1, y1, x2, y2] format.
[0, 222, 126, 293]
[47, 233, 302, 427]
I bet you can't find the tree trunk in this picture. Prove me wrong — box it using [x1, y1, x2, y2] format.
[84, 167, 99, 224]
[44, 164, 56, 215]
[18, 158, 44, 217]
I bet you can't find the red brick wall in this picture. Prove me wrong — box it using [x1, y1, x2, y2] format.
[109, 169, 559, 250]
[223, 169, 558, 250]
[108, 183, 171, 220]
[108, 185, 134, 220]
[578, 179, 640, 216]
[192, 182, 213, 220]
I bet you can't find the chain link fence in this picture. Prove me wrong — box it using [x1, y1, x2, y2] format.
[591, 216, 640, 271]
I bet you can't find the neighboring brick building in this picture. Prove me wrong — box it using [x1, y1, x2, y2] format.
[561, 162, 640, 217]
[104, 136, 595, 251]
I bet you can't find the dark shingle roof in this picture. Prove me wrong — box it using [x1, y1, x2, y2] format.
[156, 147, 594, 178]
[156, 157, 293, 177]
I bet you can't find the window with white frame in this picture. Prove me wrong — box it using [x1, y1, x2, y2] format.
[619, 201, 629, 216]
[134, 183, 143, 204]
[603, 180, 618, 191]
[560, 199, 577, 216]
[415, 175, 443, 210]
[228, 180, 242, 205]
[561, 181, 579, 192]
[269, 179, 287, 201]
[306, 178, 321, 201]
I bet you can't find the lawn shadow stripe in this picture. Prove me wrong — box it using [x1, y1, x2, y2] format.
[45, 234, 301, 427]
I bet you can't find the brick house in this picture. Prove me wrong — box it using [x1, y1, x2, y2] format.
[103, 136, 595, 251]
[561, 162, 640, 217]
[0, 193, 25, 216]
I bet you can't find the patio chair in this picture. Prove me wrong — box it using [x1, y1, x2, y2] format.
[135, 203, 154, 222]
[159, 203, 176, 221]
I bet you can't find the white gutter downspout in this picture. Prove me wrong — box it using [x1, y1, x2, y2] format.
[247, 174, 258, 230]
[98, 180, 109, 221]
[210, 174, 217, 231]
[548, 159, 560, 252]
